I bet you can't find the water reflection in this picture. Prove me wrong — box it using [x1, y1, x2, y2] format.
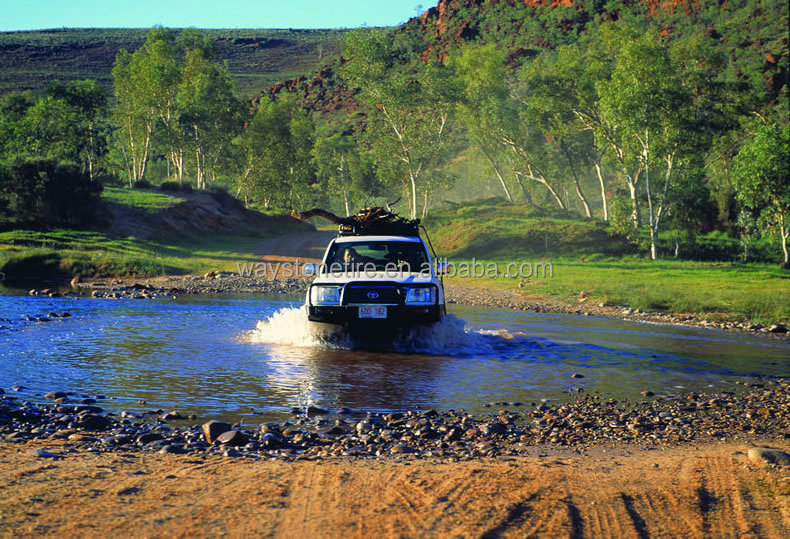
[0, 290, 788, 422]
[263, 344, 446, 412]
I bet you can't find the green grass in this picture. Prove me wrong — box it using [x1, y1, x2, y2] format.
[0, 182, 313, 285]
[101, 187, 184, 214]
[427, 202, 790, 324]
[0, 228, 278, 284]
[444, 258, 789, 324]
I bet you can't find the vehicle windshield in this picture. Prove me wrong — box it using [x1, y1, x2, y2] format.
[324, 241, 429, 273]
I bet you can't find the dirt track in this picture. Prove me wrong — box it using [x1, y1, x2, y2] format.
[254, 229, 336, 263]
[1, 440, 788, 537]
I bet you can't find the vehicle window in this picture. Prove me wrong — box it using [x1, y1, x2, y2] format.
[325, 241, 429, 273]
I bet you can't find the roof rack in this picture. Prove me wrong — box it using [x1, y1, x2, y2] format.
[338, 219, 420, 237]
[290, 207, 420, 237]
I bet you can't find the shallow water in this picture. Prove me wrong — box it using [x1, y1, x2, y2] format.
[1, 290, 788, 422]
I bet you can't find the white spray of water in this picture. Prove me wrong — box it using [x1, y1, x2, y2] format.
[245, 308, 511, 356]
[247, 307, 353, 348]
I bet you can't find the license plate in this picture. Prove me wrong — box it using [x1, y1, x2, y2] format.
[359, 306, 387, 319]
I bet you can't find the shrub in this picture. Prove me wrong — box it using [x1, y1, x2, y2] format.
[6, 159, 103, 227]
[132, 179, 152, 189]
[159, 181, 193, 192]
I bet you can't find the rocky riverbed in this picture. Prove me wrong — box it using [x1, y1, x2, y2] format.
[2, 378, 788, 462]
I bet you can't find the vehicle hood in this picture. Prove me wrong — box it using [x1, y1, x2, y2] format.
[310, 272, 437, 286]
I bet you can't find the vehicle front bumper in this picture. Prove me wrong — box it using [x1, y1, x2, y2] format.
[307, 304, 443, 328]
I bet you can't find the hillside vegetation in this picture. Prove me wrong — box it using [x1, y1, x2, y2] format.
[0, 28, 346, 98]
[0, 1, 787, 312]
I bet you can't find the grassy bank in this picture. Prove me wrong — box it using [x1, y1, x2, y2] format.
[0, 187, 304, 285]
[0, 228, 279, 284]
[427, 203, 789, 324]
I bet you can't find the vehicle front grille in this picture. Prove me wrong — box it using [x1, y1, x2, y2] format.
[343, 284, 400, 304]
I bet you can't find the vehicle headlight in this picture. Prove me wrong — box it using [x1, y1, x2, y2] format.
[404, 286, 436, 305]
[310, 285, 341, 306]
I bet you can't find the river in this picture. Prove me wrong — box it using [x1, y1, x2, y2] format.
[1, 290, 788, 423]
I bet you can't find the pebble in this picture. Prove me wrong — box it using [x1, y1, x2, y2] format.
[2, 378, 789, 462]
[84, 275, 309, 300]
[29, 449, 59, 458]
[202, 420, 232, 444]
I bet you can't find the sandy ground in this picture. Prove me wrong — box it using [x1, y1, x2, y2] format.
[1, 439, 788, 537]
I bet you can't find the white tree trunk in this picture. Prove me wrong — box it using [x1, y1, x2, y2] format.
[779, 212, 789, 267]
[410, 174, 418, 220]
[627, 178, 639, 229]
[522, 166, 565, 210]
[595, 162, 608, 221]
[561, 140, 591, 218]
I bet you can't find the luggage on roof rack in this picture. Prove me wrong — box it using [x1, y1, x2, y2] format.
[291, 207, 421, 237]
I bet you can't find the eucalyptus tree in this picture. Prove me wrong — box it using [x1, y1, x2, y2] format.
[732, 122, 790, 267]
[287, 106, 316, 209]
[16, 96, 78, 161]
[519, 49, 599, 218]
[313, 133, 356, 216]
[49, 80, 110, 180]
[112, 27, 225, 186]
[451, 43, 569, 210]
[178, 49, 244, 189]
[596, 28, 694, 259]
[236, 96, 315, 210]
[340, 28, 459, 220]
[452, 44, 516, 204]
[112, 49, 154, 185]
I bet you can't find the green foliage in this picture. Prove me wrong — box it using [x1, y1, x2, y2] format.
[112, 27, 244, 188]
[731, 122, 790, 265]
[236, 95, 315, 210]
[0, 2, 787, 264]
[340, 28, 460, 219]
[0, 81, 110, 179]
[608, 193, 636, 240]
[1, 159, 102, 227]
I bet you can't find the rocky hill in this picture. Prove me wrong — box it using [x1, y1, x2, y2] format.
[260, 0, 787, 112]
[0, 28, 346, 98]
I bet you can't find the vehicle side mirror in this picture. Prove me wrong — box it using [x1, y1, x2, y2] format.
[302, 263, 319, 277]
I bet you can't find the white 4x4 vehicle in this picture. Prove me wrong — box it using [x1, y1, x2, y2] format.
[304, 224, 445, 332]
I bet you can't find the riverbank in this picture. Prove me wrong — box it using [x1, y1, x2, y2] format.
[2, 379, 789, 460]
[1, 380, 789, 536]
[25, 271, 786, 337]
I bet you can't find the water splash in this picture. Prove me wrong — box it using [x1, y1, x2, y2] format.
[246, 307, 353, 348]
[392, 314, 496, 355]
[246, 308, 504, 356]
